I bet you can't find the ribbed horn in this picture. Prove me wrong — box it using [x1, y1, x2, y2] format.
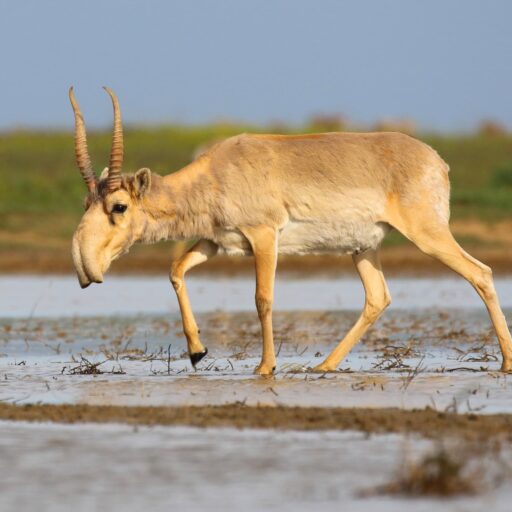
[69, 87, 97, 194]
[103, 86, 124, 192]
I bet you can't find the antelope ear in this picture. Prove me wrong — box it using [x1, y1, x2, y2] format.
[99, 167, 109, 181]
[133, 168, 152, 198]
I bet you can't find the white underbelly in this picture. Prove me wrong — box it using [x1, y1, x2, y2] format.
[213, 220, 390, 256]
[278, 219, 389, 255]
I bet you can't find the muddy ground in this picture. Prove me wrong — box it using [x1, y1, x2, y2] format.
[2, 402, 512, 441]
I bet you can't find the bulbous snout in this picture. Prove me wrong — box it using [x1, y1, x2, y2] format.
[71, 196, 136, 288]
[72, 229, 105, 288]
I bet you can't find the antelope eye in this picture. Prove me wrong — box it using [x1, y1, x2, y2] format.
[112, 203, 127, 214]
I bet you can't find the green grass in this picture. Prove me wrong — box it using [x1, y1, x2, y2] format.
[1, 126, 512, 245]
[425, 134, 512, 220]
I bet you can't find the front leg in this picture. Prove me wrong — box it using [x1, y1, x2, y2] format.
[170, 239, 218, 368]
[241, 226, 278, 376]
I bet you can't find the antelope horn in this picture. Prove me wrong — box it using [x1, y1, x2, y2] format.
[69, 87, 97, 194]
[103, 86, 124, 192]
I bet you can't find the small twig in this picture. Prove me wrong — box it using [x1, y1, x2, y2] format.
[401, 356, 426, 391]
[446, 367, 487, 373]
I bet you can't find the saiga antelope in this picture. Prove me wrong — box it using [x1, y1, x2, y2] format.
[70, 87, 512, 375]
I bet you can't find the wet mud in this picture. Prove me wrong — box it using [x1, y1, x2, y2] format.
[1, 402, 512, 441]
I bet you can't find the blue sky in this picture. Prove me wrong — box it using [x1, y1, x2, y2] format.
[1, 0, 511, 131]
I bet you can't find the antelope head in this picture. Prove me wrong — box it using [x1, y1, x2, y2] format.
[70, 87, 152, 288]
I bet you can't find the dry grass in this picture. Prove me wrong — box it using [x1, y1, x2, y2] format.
[64, 356, 125, 375]
[376, 445, 480, 497]
[364, 440, 510, 498]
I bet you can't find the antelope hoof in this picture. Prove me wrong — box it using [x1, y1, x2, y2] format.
[190, 348, 208, 368]
[500, 359, 512, 373]
[311, 362, 337, 373]
[254, 363, 276, 376]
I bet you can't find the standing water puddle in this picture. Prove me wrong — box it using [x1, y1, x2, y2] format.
[1, 276, 511, 412]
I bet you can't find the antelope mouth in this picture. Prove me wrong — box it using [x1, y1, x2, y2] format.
[80, 277, 103, 289]
[77, 269, 104, 289]
[77, 271, 104, 289]
[80, 264, 105, 287]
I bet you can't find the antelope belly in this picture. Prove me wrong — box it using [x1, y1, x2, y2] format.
[277, 219, 390, 255]
[213, 220, 389, 256]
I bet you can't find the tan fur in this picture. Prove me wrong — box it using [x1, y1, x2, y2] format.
[72, 131, 512, 375]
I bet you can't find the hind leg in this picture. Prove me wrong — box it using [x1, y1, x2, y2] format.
[391, 215, 512, 371]
[313, 249, 391, 372]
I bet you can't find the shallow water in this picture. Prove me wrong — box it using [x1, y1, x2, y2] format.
[2, 276, 512, 412]
[1, 422, 511, 512]
[3, 274, 512, 317]
[1, 305, 511, 413]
